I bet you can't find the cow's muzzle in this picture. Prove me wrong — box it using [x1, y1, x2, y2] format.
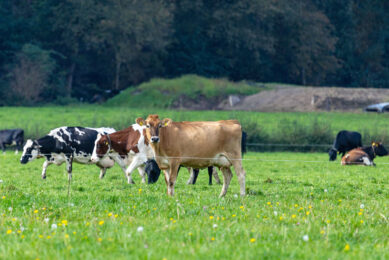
[20, 158, 28, 164]
[151, 136, 160, 143]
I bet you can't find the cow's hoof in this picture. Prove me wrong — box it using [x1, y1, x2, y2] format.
[42, 176, 46, 180]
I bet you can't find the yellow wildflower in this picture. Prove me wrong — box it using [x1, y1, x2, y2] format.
[34, 209, 39, 214]
[47, 236, 51, 239]
[344, 244, 350, 251]
[267, 202, 271, 205]
[98, 220, 104, 226]
[320, 230, 325, 234]
[65, 234, 69, 239]
[306, 211, 310, 216]
[98, 237, 102, 242]
[358, 212, 362, 216]
[108, 212, 113, 217]
[209, 216, 214, 220]
[211, 237, 215, 241]
[114, 214, 118, 218]
[232, 214, 236, 218]
[291, 214, 296, 219]
[61, 220, 68, 226]
[250, 238, 256, 243]
[6, 230, 12, 234]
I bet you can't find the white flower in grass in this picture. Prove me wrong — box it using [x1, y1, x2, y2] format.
[213, 224, 218, 229]
[273, 211, 278, 216]
[0, 180, 3, 183]
[44, 218, 49, 223]
[137, 226, 144, 233]
[324, 189, 328, 193]
[302, 235, 309, 242]
[360, 204, 365, 209]
[234, 194, 238, 198]
[8, 207, 12, 212]
[20, 226, 25, 232]
[69, 203, 74, 207]
[51, 224, 57, 230]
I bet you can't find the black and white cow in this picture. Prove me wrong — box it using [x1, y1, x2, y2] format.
[20, 127, 120, 180]
[0, 129, 24, 154]
[329, 130, 362, 161]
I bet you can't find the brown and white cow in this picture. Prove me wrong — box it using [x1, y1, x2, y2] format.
[91, 124, 153, 183]
[136, 114, 246, 197]
[341, 142, 388, 166]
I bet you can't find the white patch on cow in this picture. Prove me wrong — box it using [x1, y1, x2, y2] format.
[22, 139, 33, 154]
[95, 127, 116, 135]
[75, 128, 86, 136]
[48, 127, 67, 143]
[362, 157, 373, 166]
[91, 133, 103, 162]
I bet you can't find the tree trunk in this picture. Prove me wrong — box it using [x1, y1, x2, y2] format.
[115, 54, 121, 90]
[67, 62, 76, 98]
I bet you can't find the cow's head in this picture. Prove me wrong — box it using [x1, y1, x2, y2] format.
[328, 148, 337, 161]
[372, 142, 388, 156]
[136, 115, 172, 143]
[91, 134, 111, 162]
[20, 139, 40, 164]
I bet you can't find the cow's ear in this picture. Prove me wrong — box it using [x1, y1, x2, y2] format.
[136, 117, 146, 126]
[161, 118, 172, 127]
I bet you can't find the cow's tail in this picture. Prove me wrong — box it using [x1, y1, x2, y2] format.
[241, 131, 247, 157]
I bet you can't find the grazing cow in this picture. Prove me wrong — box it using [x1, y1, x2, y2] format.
[0, 129, 24, 154]
[20, 127, 118, 180]
[136, 115, 246, 197]
[90, 124, 156, 184]
[329, 130, 362, 161]
[145, 159, 161, 184]
[341, 142, 388, 166]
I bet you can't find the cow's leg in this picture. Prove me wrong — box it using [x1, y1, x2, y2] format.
[163, 170, 169, 185]
[167, 162, 180, 196]
[41, 160, 51, 179]
[219, 167, 233, 197]
[125, 156, 145, 184]
[99, 167, 107, 179]
[65, 156, 73, 181]
[110, 155, 130, 181]
[212, 167, 221, 184]
[187, 168, 199, 185]
[208, 167, 213, 185]
[137, 165, 147, 184]
[1, 143, 5, 154]
[232, 160, 246, 196]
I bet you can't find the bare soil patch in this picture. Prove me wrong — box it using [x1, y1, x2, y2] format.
[219, 87, 389, 112]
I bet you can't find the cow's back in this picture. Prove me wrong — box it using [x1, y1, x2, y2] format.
[160, 120, 242, 158]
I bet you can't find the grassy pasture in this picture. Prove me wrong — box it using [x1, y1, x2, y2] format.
[1, 106, 389, 142]
[0, 152, 388, 259]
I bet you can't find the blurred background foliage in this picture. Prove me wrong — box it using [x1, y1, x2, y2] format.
[0, 0, 388, 105]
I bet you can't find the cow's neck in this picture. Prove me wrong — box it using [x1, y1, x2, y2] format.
[362, 146, 376, 160]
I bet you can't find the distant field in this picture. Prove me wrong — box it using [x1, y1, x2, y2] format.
[0, 106, 388, 148]
[0, 152, 388, 259]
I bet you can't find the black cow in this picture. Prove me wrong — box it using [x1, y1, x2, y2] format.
[20, 127, 121, 180]
[329, 130, 362, 161]
[0, 129, 24, 154]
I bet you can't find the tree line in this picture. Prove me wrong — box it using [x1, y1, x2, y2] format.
[0, 0, 388, 105]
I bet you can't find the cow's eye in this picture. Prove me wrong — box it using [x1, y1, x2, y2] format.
[158, 124, 162, 128]
[146, 124, 150, 128]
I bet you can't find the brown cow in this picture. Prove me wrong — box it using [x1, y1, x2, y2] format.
[136, 115, 246, 197]
[341, 142, 388, 166]
[91, 124, 154, 183]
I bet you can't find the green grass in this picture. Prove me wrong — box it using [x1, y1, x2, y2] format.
[0, 152, 388, 259]
[105, 75, 263, 108]
[0, 106, 388, 143]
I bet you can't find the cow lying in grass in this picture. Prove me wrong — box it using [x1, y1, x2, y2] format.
[341, 142, 388, 166]
[20, 127, 120, 180]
